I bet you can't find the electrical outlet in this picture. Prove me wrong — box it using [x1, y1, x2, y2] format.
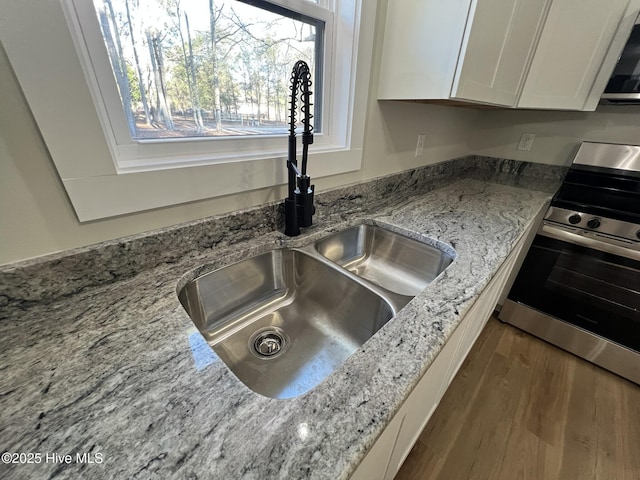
[415, 134, 426, 156]
[517, 133, 536, 151]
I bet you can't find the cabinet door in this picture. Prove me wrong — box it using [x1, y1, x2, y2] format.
[377, 0, 473, 100]
[383, 318, 467, 480]
[448, 248, 518, 385]
[518, 0, 631, 110]
[452, 0, 551, 106]
[349, 412, 404, 480]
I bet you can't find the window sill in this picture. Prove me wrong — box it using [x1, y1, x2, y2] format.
[64, 147, 363, 221]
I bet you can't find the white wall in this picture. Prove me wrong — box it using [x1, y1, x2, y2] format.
[470, 106, 640, 166]
[0, 0, 479, 266]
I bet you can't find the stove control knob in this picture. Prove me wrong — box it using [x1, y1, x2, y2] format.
[587, 218, 601, 229]
[568, 214, 582, 225]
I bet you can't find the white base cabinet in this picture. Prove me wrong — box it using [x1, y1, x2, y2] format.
[350, 231, 529, 480]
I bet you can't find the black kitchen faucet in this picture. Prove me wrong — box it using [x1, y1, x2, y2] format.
[284, 60, 315, 237]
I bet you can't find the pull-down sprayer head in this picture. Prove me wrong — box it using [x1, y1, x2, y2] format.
[288, 60, 314, 177]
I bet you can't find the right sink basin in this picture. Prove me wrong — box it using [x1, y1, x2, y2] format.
[314, 224, 455, 297]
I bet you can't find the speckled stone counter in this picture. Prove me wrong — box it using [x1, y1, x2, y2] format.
[0, 156, 564, 480]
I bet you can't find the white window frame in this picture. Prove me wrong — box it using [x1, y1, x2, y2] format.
[0, 0, 372, 221]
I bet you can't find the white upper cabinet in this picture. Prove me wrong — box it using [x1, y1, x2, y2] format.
[377, 0, 473, 101]
[378, 0, 551, 107]
[518, 0, 637, 110]
[378, 0, 640, 111]
[452, 0, 551, 106]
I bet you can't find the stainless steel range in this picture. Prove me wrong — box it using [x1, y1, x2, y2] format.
[500, 141, 640, 384]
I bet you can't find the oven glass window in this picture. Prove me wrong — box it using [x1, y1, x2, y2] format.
[509, 235, 640, 352]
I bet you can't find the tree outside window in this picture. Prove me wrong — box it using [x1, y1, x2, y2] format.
[94, 0, 323, 141]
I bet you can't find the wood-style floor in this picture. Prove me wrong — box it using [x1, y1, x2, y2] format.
[394, 316, 640, 480]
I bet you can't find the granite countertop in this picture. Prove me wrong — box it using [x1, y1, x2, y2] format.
[0, 157, 563, 479]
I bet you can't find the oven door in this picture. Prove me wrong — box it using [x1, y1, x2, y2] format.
[507, 224, 640, 353]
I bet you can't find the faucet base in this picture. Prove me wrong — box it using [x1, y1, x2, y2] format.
[297, 185, 315, 228]
[284, 198, 300, 237]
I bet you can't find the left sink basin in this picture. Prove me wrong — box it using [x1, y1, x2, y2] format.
[178, 249, 395, 399]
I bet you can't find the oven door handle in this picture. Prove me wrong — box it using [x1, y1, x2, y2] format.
[539, 224, 640, 261]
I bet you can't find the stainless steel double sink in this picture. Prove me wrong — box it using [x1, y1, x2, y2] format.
[178, 224, 455, 399]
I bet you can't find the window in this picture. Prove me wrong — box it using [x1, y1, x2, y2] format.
[93, 0, 324, 141]
[68, 0, 344, 171]
[0, 0, 373, 220]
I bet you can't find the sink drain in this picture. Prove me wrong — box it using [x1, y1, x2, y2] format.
[250, 328, 287, 358]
